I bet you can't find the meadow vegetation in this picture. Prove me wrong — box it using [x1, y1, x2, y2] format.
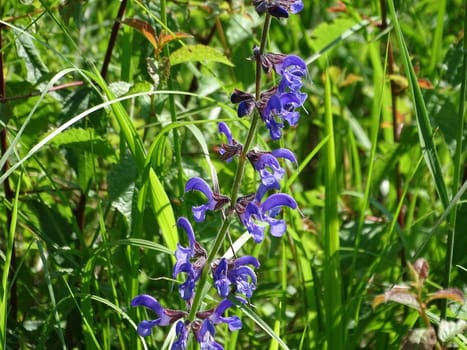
[1, 0, 466, 349]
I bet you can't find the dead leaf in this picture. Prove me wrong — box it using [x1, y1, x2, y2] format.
[123, 18, 159, 53]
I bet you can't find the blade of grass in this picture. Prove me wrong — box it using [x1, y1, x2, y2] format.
[0, 171, 21, 349]
[348, 34, 390, 327]
[387, 0, 449, 210]
[323, 65, 343, 349]
[36, 240, 67, 350]
[234, 301, 290, 350]
[428, 0, 447, 75]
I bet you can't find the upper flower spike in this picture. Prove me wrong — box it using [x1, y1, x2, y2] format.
[185, 177, 230, 222]
[253, 0, 304, 18]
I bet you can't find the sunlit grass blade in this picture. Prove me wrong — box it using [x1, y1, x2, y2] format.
[387, 0, 449, 210]
[234, 301, 290, 350]
[322, 65, 343, 349]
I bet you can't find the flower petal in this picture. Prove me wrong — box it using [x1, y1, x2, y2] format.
[234, 255, 260, 269]
[218, 122, 233, 145]
[177, 217, 196, 247]
[261, 193, 297, 212]
[271, 148, 297, 163]
[266, 217, 287, 237]
[136, 319, 160, 337]
[192, 203, 210, 223]
[131, 294, 164, 316]
[185, 177, 214, 200]
[281, 55, 307, 73]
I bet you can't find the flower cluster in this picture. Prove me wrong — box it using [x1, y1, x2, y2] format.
[253, 0, 304, 18]
[131, 3, 306, 349]
[231, 52, 307, 140]
[131, 295, 244, 349]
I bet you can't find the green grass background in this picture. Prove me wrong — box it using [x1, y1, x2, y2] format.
[1, 0, 466, 349]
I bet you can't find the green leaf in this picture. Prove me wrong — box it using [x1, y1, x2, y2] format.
[388, 0, 450, 209]
[169, 44, 234, 67]
[108, 153, 138, 203]
[51, 127, 114, 157]
[148, 168, 178, 252]
[151, 135, 173, 176]
[58, 0, 82, 26]
[108, 154, 138, 227]
[14, 28, 49, 84]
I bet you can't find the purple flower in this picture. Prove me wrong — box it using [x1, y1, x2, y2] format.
[212, 258, 231, 297]
[195, 320, 223, 350]
[247, 148, 296, 188]
[276, 55, 307, 92]
[218, 122, 243, 162]
[235, 193, 297, 243]
[258, 87, 307, 140]
[256, 52, 307, 87]
[207, 298, 244, 331]
[172, 320, 189, 350]
[212, 256, 260, 298]
[173, 217, 207, 301]
[257, 89, 284, 140]
[231, 89, 255, 118]
[130, 294, 187, 337]
[185, 177, 230, 222]
[253, 0, 304, 18]
[194, 298, 245, 350]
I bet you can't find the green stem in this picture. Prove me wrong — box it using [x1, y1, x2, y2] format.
[188, 14, 272, 321]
